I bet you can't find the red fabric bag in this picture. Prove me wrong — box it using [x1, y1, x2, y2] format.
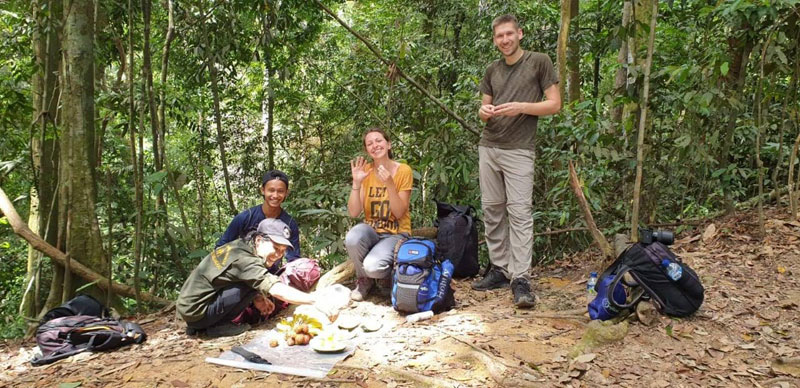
[279, 258, 321, 292]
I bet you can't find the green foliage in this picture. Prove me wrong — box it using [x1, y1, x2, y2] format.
[0, 0, 799, 338]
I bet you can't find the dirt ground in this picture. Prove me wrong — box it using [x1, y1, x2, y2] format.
[2, 205, 799, 387]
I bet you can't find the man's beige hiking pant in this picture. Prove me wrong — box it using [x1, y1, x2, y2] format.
[478, 146, 535, 281]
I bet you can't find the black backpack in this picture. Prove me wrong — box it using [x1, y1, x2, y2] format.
[434, 201, 480, 278]
[40, 294, 110, 324]
[598, 242, 704, 317]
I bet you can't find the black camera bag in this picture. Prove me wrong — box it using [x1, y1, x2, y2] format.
[598, 242, 704, 317]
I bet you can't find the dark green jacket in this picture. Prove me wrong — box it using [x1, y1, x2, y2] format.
[177, 239, 279, 323]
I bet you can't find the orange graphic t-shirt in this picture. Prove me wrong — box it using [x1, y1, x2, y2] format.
[360, 162, 413, 234]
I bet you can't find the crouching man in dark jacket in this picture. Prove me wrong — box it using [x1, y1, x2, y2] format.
[177, 218, 332, 337]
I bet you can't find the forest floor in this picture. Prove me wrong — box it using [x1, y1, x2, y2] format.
[2, 204, 800, 387]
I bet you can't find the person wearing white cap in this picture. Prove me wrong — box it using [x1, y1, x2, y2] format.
[177, 218, 332, 337]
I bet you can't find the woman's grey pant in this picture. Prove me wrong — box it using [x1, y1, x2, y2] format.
[344, 223, 405, 280]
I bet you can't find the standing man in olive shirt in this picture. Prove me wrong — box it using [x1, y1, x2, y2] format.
[471, 14, 561, 308]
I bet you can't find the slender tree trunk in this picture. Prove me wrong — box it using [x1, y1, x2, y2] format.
[611, 0, 632, 125]
[105, 169, 113, 307]
[593, 10, 601, 99]
[127, 0, 143, 306]
[200, 18, 237, 215]
[630, 0, 658, 241]
[136, 76, 146, 309]
[755, 32, 776, 236]
[268, 87, 275, 170]
[62, 212, 72, 302]
[157, 0, 191, 256]
[260, 8, 275, 170]
[557, 0, 571, 100]
[25, 0, 62, 319]
[141, 0, 160, 172]
[771, 73, 790, 188]
[720, 25, 754, 212]
[778, 30, 799, 197]
[567, 0, 581, 103]
[789, 45, 800, 218]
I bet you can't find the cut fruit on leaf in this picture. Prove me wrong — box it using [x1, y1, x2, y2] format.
[337, 316, 359, 331]
[361, 320, 382, 332]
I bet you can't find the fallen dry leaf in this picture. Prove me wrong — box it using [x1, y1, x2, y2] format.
[757, 310, 779, 320]
[702, 223, 717, 243]
[771, 357, 800, 377]
[573, 353, 596, 364]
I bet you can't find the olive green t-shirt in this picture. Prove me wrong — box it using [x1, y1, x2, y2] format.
[479, 51, 559, 150]
[176, 239, 279, 323]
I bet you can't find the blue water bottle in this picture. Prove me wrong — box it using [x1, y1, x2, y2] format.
[662, 259, 682, 281]
[586, 272, 598, 303]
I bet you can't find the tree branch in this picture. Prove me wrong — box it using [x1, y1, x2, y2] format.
[312, 0, 479, 136]
[568, 161, 615, 266]
[0, 187, 170, 306]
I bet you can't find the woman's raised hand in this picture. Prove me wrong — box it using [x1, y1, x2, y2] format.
[376, 164, 392, 184]
[350, 156, 371, 186]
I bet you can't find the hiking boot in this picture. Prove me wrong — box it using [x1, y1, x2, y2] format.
[471, 267, 510, 291]
[186, 326, 200, 336]
[511, 278, 536, 308]
[205, 322, 250, 338]
[350, 277, 374, 301]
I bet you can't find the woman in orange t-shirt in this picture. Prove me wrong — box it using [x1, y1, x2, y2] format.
[345, 128, 413, 301]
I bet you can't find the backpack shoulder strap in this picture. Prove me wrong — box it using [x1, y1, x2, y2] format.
[604, 266, 647, 311]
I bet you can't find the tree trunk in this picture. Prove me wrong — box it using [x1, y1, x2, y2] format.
[755, 31, 776, 236]
[60, 0, 108, 300]
[557, 0, 571, 101]
[200, 9, 237, 216]
[141, 0, 161, 173]
[141, 0, 176, 271]
[267, 86, 275, 170]
[611, 0, 633, 125]
[568, 162, 615, 266]
[630, 0, 658, 241]
[260, 9, 275, 170]
[105, 169, 113, 307]
[789, 33, 800, 218]
[127, 0, 143, 306]
[720, 24, 755, 212]
[157, 0, 192, 255]
[780, 30, 799, 206]
[24, 0, 62, 319]
[567, 0, 581, 103]
[593, 10, 601, 99]
[771, 72, 791, 188]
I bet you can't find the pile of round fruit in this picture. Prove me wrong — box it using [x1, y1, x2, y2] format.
[285, 323, 314, 346]
[272, 313, 322, 347]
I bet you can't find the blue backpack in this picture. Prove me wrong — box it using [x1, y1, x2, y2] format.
[588, 274, 627, 320]
[391, 239, 455, 314]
